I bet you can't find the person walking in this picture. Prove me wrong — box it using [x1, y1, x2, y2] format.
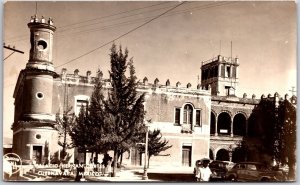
[107, 157, 112, 177]
[194, 161, 202, 181]
[198, 158, 212, 182]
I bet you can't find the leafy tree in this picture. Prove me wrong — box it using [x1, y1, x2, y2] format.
[138, 129, 172, 168]
[102, 44, 146, 177]
[87, 72, 109, 154]
[277, 99, 296, 180]
[249, 97, 296, 180]
[69, 106, 92, 162]
[70, 74, 108, 160]
[55, 108, 75, 163]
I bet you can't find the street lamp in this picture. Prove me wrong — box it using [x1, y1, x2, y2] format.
[142, 125, 149, 180]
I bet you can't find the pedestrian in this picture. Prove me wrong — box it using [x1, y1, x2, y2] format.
[75, 161, 85, 181]
[93, 157, 99, 172]
[198, 159, 212, 182]
[194, 161, 202, 181]
[107, 157, 112, 177]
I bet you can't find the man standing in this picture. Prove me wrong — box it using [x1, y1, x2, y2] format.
[199, 158, 212, 181]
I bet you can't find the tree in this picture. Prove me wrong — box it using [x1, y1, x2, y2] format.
[70, 73, 108, 161]
[55, 108, 76, 163]
[249, 97, 296, 180]
[87, 71, 109, 154]
[69, 106, 92, 163]
[277, 99, 296, 180]
[138, 129, 172, 168]
[102, 44, 146, 177]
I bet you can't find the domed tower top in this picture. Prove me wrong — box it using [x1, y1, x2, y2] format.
[27, 15, 56, 72]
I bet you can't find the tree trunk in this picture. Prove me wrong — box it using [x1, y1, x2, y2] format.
[120, 152, 123, 167]
[112, 148, 118, 177]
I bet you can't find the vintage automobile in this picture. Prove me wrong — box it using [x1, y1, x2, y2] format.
[226, 162, 285, 182]
[209, 160, 234, 180]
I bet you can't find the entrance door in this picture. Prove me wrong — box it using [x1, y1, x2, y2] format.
[33, 146, 42, 164]
[182, 146, 192, 167]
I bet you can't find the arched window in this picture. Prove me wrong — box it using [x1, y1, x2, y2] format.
[183, 104, 193, 125]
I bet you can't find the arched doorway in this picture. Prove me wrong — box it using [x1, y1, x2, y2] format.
[210, 112, 216, 135]
[217, 112, 231, 135]
[216, 149, 230, 161]
[233, 113, 247, 136]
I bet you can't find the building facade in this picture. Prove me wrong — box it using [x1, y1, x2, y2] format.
[12, 16, 296, 168]
[12, 16, 212, 167]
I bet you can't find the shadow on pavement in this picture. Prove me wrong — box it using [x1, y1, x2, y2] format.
[134, 172, 195, 182]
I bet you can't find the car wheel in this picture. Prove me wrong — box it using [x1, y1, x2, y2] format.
[261, 177, 270, 182]
[228, 175, 236, 181]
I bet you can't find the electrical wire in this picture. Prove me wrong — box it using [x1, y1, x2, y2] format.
[55, 2, 187, 68]
[55, 1, 235, 40]
[5, 2, 172, 42]
[7, 1, 233, 44]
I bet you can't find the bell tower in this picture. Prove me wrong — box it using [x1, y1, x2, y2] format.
[201, 55, 239, 96]
[12, 15, 58, 164]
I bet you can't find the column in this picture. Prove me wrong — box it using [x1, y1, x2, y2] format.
[229, 149, 233, 162]
[214, 114, 218, 136]
[245, 119, 248, 137]
[230, 117, 233, 137]
[218, 64, 222, 77]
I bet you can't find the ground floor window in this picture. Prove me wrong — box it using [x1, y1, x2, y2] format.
[182, 145, 192, 167]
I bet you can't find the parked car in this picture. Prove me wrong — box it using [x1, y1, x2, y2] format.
[209, 160, 235, 180]
[226, 162, 285, 182]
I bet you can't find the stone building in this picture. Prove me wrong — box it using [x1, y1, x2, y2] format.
[12, 15, 295, 168]
[200, 55, 296, 165]
[201, 55, 262, 162]
[12, 15, 58, 165]
[12, 16, 212, 167]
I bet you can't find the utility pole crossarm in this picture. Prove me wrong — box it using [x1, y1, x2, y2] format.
[4, 45, 24, 54]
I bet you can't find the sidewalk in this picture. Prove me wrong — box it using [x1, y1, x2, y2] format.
[85, 166, 194, 182]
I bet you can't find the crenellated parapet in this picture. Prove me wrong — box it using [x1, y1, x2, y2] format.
[55, 69, 211, 96]
[260, 92, 297, 106]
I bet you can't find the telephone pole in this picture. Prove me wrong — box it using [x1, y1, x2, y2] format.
[3, 43, 24, 61]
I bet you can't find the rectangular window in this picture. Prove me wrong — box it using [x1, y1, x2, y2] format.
[225, 86, 230, 96]
[182, 146, 192, 167]
[175, 108, 180, 125]
[76, 100, 88, 115]
[196, 110, 201, 126]
[226, 66, 231, 77]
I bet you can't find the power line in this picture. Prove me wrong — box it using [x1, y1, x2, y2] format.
[56, 2, 187, 68]
[7, 2, 233, 44]
[58, 1, 234, 39]
[3, 44, 24, 61]
[58, 1, 171, 29]
[5, 2, 172, 42]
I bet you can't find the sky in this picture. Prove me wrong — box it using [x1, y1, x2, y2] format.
[2, 1, 297, 141]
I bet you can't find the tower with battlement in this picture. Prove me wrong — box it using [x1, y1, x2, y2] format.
[12, 15, 59, 164]
[201, 55, 239, 96]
